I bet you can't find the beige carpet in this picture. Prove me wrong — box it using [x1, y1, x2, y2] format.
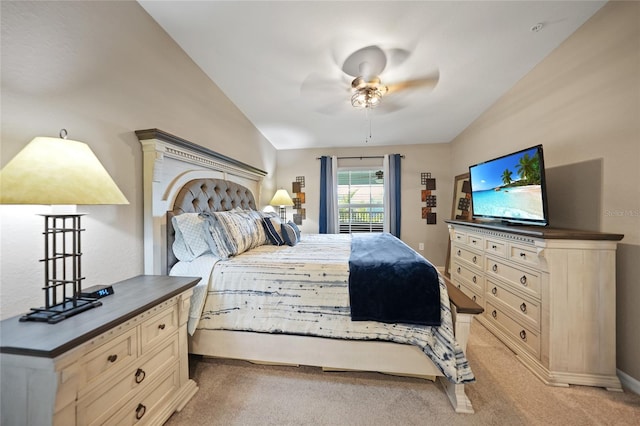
[166, 323, 640, 425]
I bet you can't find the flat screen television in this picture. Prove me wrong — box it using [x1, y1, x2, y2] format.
[469, 145, 549, 226]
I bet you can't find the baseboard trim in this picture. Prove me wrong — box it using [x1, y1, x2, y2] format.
[618, 369, 640, 395]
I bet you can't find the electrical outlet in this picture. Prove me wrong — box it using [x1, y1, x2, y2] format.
[418, 243, 424, 251]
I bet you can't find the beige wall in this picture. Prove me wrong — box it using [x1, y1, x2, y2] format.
[0, 1, 277, 318]
[276, 143, 452, 265]
[450, 1, 640, 382]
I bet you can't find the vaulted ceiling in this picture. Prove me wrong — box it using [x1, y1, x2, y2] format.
[139, 1, 605, 150]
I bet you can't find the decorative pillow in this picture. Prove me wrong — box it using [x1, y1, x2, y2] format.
[281, 222, 300, 246]
[171, 213, 211, 261]
[287, 220, 301, 240]
[201, 210, 266, 258]
[262, 215, 285, 246]
[245, 209, 270, 245]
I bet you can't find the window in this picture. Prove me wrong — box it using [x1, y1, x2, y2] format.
[337, 169, 384, 233]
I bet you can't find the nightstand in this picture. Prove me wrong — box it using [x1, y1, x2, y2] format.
[1, 275, 199, 425]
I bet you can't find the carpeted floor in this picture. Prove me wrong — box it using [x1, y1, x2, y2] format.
[165, 322, 640, 425]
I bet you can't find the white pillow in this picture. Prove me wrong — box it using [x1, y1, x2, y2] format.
[172, 213, 211, 261]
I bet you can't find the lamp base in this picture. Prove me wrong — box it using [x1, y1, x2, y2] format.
[20, 297, 102, 324]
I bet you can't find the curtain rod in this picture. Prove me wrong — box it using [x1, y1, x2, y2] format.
[316, 155, 404, 160]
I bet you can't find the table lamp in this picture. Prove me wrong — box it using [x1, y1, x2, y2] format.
[0, 130, 129, 323]
[269, 189, 294, 221]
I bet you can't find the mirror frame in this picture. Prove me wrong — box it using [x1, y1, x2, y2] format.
[445, 173, 472, 277]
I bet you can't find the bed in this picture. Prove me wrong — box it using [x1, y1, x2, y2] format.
[136, 129, 482, 414]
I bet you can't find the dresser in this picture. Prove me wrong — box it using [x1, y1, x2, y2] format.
[446, 220, 624, 390]
[1, 275, 199, 426]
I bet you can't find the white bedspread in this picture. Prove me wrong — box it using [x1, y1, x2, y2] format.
[172, 234, 474, 384]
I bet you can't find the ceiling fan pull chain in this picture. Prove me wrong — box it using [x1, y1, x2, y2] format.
[363, 108, 372, 143]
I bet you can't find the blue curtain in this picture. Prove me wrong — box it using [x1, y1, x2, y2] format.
[385, 154, 402, 237]
[319, 156, 338, 233]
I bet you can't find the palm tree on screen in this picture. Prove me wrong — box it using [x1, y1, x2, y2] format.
[501, 169, 513, 186]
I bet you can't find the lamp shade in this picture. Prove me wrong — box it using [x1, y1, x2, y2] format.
[0, 136, 129, 205]
[269, 189, 294, 207]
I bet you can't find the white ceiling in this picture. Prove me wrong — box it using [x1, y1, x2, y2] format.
[139, 1, 605, 150]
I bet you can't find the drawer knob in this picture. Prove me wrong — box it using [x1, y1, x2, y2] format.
[520, 303, 527, 313]
[492, 264, 498, 272]
[492, 244, 497, 249]
[135, 368, 146, 384]
[491, 287, 497, 295]
[520, 252, 526, 258]
[520, 330, 527, 341]
[457, 249, 461, 256]
[491, 310, 497, 319]
[158, 323, 166, 330]
[472, 255, 477, 264]
[472, 276, 477, 284]
[457, 267, 461, 274]
[520, 275, 528, 286]
[472, 295, 476, 302]
[136, 403, 146, 420]
[471, 239, 477, 244]
[107, 354, 118, 363]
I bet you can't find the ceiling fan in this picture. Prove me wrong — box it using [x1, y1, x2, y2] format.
[341, 45, 439, 110]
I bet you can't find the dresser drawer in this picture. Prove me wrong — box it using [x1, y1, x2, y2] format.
[486, 279, 540, 331]
[453, 245, 483, 269]
[107, 366, 180, 426]
[140, 303, 179, 353]
[82, 328, 138, 388]
[486, 302, 540, 358]
[466, 234, 484, 251]
[486, 257, 540, 298]
[77, 336, 180, 425]
[485, 238, 506, 257]
[452, 261, 484, 295]
[452, 230, 467, 244]
[509, 243, 540, 267]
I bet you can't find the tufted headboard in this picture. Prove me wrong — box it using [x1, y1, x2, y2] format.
[137, 129, 267, 275]
[166, 178, 257, 272]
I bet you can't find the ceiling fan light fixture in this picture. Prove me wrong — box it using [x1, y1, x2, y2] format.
[351, 86, 385, 108]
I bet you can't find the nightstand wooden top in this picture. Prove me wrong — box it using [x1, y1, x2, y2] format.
[0, 275, 199, 358]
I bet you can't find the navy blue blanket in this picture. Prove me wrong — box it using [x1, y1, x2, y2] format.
[348, 233, 441, 326]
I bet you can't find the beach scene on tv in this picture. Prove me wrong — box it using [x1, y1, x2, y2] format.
[470, 147, 545, 222]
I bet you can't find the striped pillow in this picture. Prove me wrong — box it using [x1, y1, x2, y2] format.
[287, 220, 301, 240]
[262, 216, 285, 246]
[202, 210, 266, 258]
[281, 222, 300, 246]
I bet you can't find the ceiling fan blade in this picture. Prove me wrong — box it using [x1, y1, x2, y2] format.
[375, 99, 407, 114]
[385, 47, 412, 68]
[385, 73, 440, 94]
[300, 72, 350, 100]
[315, 100, 353, 116]
[341, 45, 387, 79]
